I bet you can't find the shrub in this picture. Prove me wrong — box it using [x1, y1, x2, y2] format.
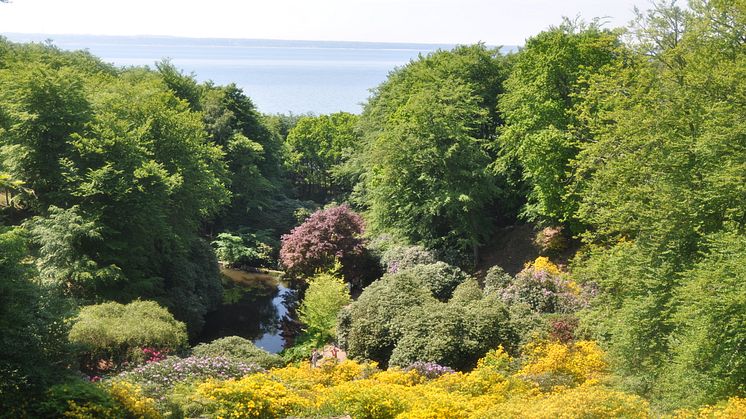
[298, 269, 351, 344]
[68, 300, 188, 372]
[404, 362, 456, 379]
[495, 257, 585, 314]
[196, 374, 310, 418]
[279, 205, 371, 284]
[518, 340, 607, 389]
[115, 355, 264, 401]
[380, 245, 437, 273]
[212, 231, 275, 268]
[36, 378, 117, 418]
[340, 271, 436, 364]
[191, 336, 284, 369]
[399, 262, 469, 301]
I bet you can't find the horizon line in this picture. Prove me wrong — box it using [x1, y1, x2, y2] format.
[1, 32, 519, 49]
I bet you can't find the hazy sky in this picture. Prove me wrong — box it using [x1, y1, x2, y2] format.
[0, 0, 652, 45]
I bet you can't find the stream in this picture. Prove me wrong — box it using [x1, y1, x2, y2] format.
[196, 268, 299, 353]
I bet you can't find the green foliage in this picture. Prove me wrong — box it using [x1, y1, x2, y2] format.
[285, 112, 360, 202]
[341, 270, 436, 364]
[298, 269, 352, 344]
[358, 44, 514, 259]
[365, 77, 496, 257]
[68, 300, 188, 368]
[568, 1, 746, 407]
[212, 231, 275, 268]
[397, 262, 469, 302]
[26, 205, 122, 296]
[660, 229, 746, 408]
[498, 19, 620, 228]
[0, 227, 73, 416]
[192, 336, 284, 369]
[36, 378, 117, 419]
[379, 244, 437, 274]
[342, 263, 512, 369]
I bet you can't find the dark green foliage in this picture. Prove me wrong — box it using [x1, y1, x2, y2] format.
[0, 39, 231, 335]
[341, 263, 512, 369]
[340, 270, 436, 364]
[0, 227, 73, 417]
[191, 336, 284, 369]
[36, 378, 117, 418]
[68, 300, 188, 370]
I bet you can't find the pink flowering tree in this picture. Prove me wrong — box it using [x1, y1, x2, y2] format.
[280, 205, 371, 283]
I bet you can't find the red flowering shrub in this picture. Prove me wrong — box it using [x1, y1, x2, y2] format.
[280, 205, 371, 283]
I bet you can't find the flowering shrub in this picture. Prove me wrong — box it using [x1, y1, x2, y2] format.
[674, 397, 746, 418]
[115, 356, 263, 401]
[120, 340, 741, 418]
[142, 347, 167, 363]
[196, 374, 310, 418]
[380, 244, 437, 273]
[519, 340, 607, 389]
[405, 361, 456, 379]
[495, 257, 586, 314]
[106, 381, 160, 418]
[280, 204, 365, 277]
[191, 336, 284, 369]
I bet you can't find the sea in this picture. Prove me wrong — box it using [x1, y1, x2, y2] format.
[2, 33, 516, 115]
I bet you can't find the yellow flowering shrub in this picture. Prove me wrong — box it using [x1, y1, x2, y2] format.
[673, 397, 746, 419]
[369, 368, 425, 386]
[317, 380, 412, 419]
[153, 341, 742, 418]
[474, 385, 650, 419]
[196, 374, 310, 418]
[532, 256, 562, 276]
[519, 340, 607, 388]
[107, 381, 160, 418]
[63, 401, 119, 418]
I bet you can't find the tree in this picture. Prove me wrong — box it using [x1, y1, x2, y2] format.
[279, 205, 368, 282]
[356, 44, 518, 262]
[365, 78, 496, 262]
[0, 227, 72, 415]
[298, 269, 352, 344]
[498, 19, 620, 229]
[285, 112, 360, 202]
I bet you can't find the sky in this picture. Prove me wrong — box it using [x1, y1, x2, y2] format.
[0, 0, 653, 45]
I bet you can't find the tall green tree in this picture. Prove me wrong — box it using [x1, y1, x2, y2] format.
[572, 0, 746, 405]
[498, 20, 620, 229]
[358, 44, 511, 262]
[285, 112, 359, 202]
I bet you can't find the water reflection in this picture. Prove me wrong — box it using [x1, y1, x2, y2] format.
[197, 268, 298, 353]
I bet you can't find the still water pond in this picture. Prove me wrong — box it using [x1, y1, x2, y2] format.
[196, 268, 298, 353]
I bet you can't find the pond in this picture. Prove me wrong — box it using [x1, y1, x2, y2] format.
[195, 268, 299, 353]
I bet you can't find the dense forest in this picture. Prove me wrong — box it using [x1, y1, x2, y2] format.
[1, 1, 745, 417]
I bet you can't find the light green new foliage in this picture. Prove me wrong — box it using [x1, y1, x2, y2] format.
[69, 300, 188, 362]
[366, 78, 496, 255]
[298, 269, 352, 343]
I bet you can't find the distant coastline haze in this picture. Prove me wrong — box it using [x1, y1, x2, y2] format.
[0, 0, 650, 45]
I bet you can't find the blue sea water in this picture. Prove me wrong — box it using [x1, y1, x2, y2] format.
[2, 34, 515, 114]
